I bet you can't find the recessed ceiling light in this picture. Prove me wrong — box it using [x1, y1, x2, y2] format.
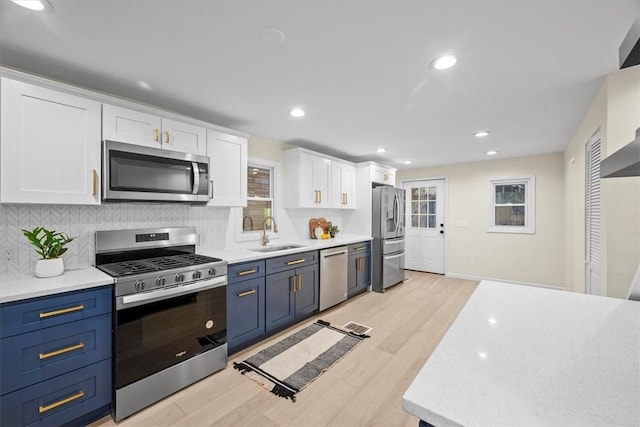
[474, 130, 490, 138]
[10, 0, 50, 10]
[138, 81, 152, 90]
[486, 150, 498, 156]
[403, 160, 412, 165]
[431, 55, 457, 70]
[289, 108, 305, 118]
[376, 148, 387, 153]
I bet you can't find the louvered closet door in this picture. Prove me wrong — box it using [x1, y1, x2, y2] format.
[585, 132, 602, 295]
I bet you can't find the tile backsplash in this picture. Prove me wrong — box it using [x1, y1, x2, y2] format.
[0, 203, 347, 277]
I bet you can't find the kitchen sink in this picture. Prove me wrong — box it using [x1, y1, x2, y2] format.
[249, 244, 307, 253]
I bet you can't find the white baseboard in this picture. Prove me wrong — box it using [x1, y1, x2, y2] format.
[445, 272, 566, 291]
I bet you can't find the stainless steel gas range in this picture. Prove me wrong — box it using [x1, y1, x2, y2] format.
[95, 227, 228, 422]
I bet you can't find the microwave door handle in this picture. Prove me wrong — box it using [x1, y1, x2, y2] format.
[192, 162, 200, 195]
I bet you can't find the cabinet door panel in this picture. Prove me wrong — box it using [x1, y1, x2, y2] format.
[265, 271, 296, 333]
[227, 277, 265, 351]
[295, 264, 319, 318]
[207, 130, 247, 206]
[1, 78, 101, 204]
[162, 118, 206, 155]
[102, 104, 161, 148]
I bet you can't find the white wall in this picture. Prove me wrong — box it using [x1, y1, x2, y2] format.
[397, 152, 565, 287]
[564, 65, 640, 298]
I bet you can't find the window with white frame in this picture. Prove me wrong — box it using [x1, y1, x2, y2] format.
[234, 158, 278, 243]
[487, 176, 535, 234]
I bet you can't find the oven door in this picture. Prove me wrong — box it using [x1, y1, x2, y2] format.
[103, 140, 210, 203]
[114, 277, 226, 389]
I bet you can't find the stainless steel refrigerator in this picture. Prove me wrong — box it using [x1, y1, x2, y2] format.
[371, 185, 406, 292]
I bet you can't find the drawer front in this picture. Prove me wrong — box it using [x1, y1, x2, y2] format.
[348, 241, 370, 255]
[1, 287, 112, 339]
[265, 251, 318, 275]
[1, 314, 111, 395]
[228, 260, 265, 283]
[227, 277, 265, 351]
[0, 358, 111, 427]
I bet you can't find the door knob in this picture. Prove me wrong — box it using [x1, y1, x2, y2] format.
[440, 230, 444, 234]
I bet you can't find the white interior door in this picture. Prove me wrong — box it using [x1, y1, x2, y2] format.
[585, 132, 602, 295]
[403, 179, 446, 274]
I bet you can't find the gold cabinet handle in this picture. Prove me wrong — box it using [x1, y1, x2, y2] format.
[39, 390, 84, 414]
[165, 130, 171, 143]
[354, 246, 366, 251]
[286, 259, 306, 266]
[237, 289, 256, 297]
[291, 275, 297, 293]
[237, 269, 257, 276]
[39, 304, 85, 319]
[92, 169, 98, 196]
[40, 342, 85, 360]
[154, 128, 160, 142]
[318, 190, 322, 204]
[297, 274, 302, 291]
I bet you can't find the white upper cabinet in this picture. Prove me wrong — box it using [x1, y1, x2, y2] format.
[370, 163, 396, 186]
[0, 78, 102, 205]
[102, 104, 206, 155]
[206, 129, 247, 207]
[331, 160, 356, 209]
[284, 148, 333, 209]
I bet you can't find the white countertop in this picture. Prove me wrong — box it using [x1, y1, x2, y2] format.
[204, 234, 372, 264]
[0, 267, 114, 304]
[402, 280, 640, 427]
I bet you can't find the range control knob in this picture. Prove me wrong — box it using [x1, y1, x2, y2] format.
[175, 273, 185, 283]
[192, 271, 202, 280]
[155, 277, 166, 287]
[134, 280, 145, 291]
[208, 267, 216, 276]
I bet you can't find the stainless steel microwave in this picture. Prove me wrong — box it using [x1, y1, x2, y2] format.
[102, 140, 211, 203]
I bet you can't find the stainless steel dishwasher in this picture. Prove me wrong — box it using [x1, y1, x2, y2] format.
[319, 246, 349, 311]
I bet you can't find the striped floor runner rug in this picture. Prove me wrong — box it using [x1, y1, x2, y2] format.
[233, 320, 369, 401]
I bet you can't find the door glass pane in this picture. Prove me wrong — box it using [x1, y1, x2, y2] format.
[495, 206, 525, 226]
[420, 202, 427, 214]
[419, 187, 428, 199]
[428, 201, 436, 214]
[428, 215, 436, 228]
[411, 215, 419, 227]
[419, 215, 427, 228]
[428, 187, 436, 201]
[411, 188, 420, 200]
[412, 201, 420, 214]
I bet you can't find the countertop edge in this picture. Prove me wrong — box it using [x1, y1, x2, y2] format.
[1, 268, 114, 304]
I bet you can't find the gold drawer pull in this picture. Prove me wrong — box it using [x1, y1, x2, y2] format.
[39, 342, 85, 360]
[354, 246, 366, 251]
[39, 390, 84, 413]
[39, 304, 85, 319]
[286, 259, 305, 266]
[237, 269, 257, 276]
[237, 290, 256, 297]
[92, 169, 98, 196]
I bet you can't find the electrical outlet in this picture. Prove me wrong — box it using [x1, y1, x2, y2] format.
[6, 248, 14, 262]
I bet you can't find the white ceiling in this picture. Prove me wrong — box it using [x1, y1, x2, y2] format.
[1, 0, 638, 169]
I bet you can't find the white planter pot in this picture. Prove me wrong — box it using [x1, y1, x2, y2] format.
[35, 258, 64, 278]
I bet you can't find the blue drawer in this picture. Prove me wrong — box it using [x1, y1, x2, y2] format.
[265, 251, 318, 275]
[0, 287, 112, 339]
[0, 358, 111, 427]
[1, 313, 111, 395]
[228, 260, 265, 283]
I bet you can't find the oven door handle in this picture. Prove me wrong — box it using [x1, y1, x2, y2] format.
[116, 275, 226, 310]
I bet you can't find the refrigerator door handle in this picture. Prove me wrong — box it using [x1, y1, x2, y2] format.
[395, 193, 401, 234]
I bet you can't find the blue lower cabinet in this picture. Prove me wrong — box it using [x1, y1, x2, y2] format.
[1, 313, 111, 395]
[265, 263, 319, 334]
[227, 277, 265, 352]
[0, 358, 111, 427]
[348, 242, 371, 298]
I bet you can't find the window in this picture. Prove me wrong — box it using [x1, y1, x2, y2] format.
[410, 186, 437, 229]
[234, 158, 278, 243]
[487, 176, 535, 233]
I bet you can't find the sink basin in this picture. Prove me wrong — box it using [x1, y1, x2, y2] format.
[249, 244, 307, 253]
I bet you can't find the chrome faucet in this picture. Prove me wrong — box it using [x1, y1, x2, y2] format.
[262, 216, 278, 246]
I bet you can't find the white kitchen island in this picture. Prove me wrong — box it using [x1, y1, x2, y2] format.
[402, 280, 640, 427]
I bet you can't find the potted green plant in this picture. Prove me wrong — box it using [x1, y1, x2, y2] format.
[328, 224, 340, 238]
[22, 226, 74, 278]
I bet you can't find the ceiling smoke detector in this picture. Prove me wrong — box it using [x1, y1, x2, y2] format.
[260, 27, 286, 45]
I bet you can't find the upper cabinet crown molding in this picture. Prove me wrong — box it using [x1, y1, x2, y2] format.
[357, 161, 397, 186]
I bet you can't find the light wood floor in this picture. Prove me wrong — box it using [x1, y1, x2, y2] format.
[92, 271, 478, 427]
